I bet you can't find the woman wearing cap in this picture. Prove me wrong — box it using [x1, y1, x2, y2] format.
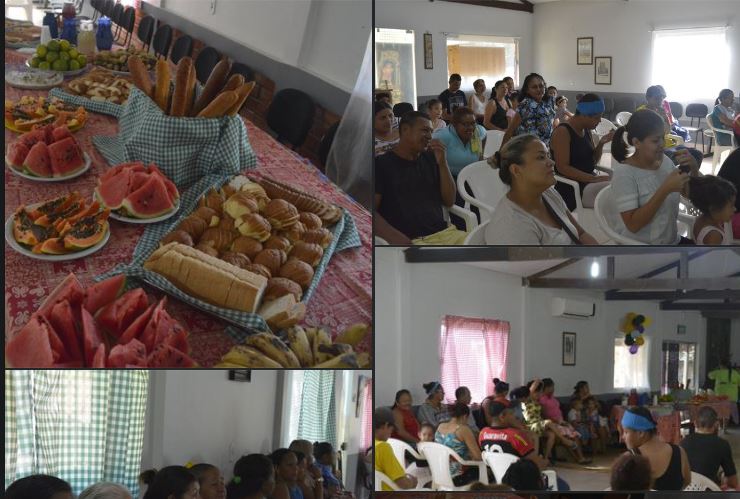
[550, 93, 613, 211]
[621, 406, 690, 490]
[417, 381, 450, 428]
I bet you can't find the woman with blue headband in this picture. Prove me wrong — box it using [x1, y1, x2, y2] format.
[550, 93, 614, 211]
[621, 406, 690, 490]
[417, 381, 450, 427]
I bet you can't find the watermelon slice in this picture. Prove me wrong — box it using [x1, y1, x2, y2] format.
[139, 297, 168, 352]
[81, 307, 103, 366]
[83, 274, 126, 315]
[97, 288, 149, 337]
[91, 343, 107, 368]
[17, 129, 47, 149]
[148, 163, 179, 202]
[99, 161, 146, 183]
[51, 125, 73, 143]
[6, 141, 29, 170]
[53, 360, 85, 368]
[108, 338, 148, 367]
[37, 273, 85, 321]
[152, 308, 189, 354]
[118, 302, 156, 346]
[48, 300, 82, 362]
[23, 141, 53, 177]
[95, 167, 134, 210]
[129, 171, 151, 193]
[5, 314, 55, 368]
[121, 174, 175, 218]
[47, 137, 85, 178]
[148, 343, 197, 367]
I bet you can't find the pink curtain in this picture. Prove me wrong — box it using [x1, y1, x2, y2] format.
[360, 378, 373, 451]
[439, 315, 509, 405]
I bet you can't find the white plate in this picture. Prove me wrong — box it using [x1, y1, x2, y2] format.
[5, 204, 111, 261]
[15, 46, 40, 53]
[108, 196, 181, 224]
[5, 68, 64, 89]
[26, 57, 88, 76]
[5, 151, 91, 182]
[92, 64, 132, 76]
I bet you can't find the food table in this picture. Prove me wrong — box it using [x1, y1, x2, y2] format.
[4, 48, 372, 366]
[610, 405, 682, 445]
[677, 400, 739, 432]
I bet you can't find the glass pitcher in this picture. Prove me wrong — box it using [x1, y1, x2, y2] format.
[78, 20, 96, 56]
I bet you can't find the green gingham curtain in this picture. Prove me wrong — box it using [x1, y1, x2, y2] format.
[296, 371, 336, 447]
[5, 370, 149, 497]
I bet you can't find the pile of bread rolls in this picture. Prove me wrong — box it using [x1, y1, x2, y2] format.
[147, 175, 341, 328]
[128, 54, 254, 118]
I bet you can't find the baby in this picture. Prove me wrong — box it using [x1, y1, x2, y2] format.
[688, 175, 737, 245]
[418, 423, 435, 442]
[555, 96, 574, 123]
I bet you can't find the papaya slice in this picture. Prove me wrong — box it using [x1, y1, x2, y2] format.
[64, 220, 108, 251]
[40, 237, 68, 254]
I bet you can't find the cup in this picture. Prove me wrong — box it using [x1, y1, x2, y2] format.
[40, 25, 52, 45]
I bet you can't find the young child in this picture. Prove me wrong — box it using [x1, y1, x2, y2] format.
[418, 423, 435, 442]
[506, 91, 520, 119]
[567, 399, 591, 449]
[688, 175, 737, 245]
[426, 98, 446, 131]
[712, 89, 738, 147]
[584, 397, 606, 454]
[555, 96, 574, 123]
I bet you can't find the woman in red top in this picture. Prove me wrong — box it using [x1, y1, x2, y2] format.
[391, 389, 421, 443]
[482, 378, 511, 426]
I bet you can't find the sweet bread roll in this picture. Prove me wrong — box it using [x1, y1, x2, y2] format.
[192, 206, 220, 227]
[198, 188, 225, 215]
[221, 184, 237, 199]
[160, 230, 194, 247]
[291, 241, 323, 267]
[263, 198, 299, 230]
[239, 181, 269, 209]
[230, 236, 263, 259]
[176, 215, 207, 240]
[219, 213, 237, 231]
[195, 243, 219, 257]
[244, 263, 271, 279]
[235, 213, 271, 241]
[281, 222, 306, 244]
[220, 251, 251, 269]
[264, 277, 303, 302]
[279, 258, 314, 290]
[263, 234, 292, 253]
[299, 212, 323, 230]
[303, 228, 333, 249]
[224, 192, 260, 221]
[200, 227, 235, 252]
[254, 249, 288, 276]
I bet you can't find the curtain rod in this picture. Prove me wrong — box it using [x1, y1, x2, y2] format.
[443, 32, 522, 39]
[651, 24, 729, 32]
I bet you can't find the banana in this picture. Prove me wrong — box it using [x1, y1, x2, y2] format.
[312, 327, 333, 364]
[334, 323, 369, 347]
[304, 326, 318, 349]
[317, 343, 353, 358]
[357, 352, 371, 369]
[314, 353, 359, 369]
[213, 361, 254, 368]
[221, 345, 283, 368]
[244, 332, 301, 368]
[285, 325, 314, 367]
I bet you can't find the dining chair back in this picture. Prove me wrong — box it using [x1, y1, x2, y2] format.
[194, 46, 220, 84]
[169, 35, 194, 65]
[267, 88, 316, 149]
[152, 23, 173, 59]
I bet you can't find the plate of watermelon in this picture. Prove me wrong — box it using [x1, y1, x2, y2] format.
[6, 124, 91, 181]
[4, 272, 197, 368]
[5, 192, 111, 261]
[95, 161, 181, 223]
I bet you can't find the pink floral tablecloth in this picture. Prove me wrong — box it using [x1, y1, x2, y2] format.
[4, 49, 372, 367]
[610, 405, 682, 445]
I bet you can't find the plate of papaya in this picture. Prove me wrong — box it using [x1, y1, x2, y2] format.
[5, 192, 111, 261]
[4, 95, 87, 133]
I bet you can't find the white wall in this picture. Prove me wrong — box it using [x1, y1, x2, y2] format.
[375, 0, 534, 97]
[160, 0, 368, 92]
[532, 0, 740, 106]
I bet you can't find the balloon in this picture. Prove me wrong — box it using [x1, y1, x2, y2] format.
[632, 328, 642, 337]
[625, 335, 635, 346]
[636, 336, 645, 346]
[637, 325, 645, 334]
[634, 314, 645, 325]
[629, 344, 639, 354]
[642, 317, 652, 328]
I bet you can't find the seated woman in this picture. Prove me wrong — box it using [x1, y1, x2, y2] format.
[391, 389, 421, 444]
[550, 94, 613, 210]
[712, 89, 738, 147]
[612, 108, 700, 244]
[432, 107, 486, 179]
[289, 440, 324, 499]
[313, 443, 342, 497]
[539, 378, 582, 444]
[469, 79, 488, 124]
[434, 402, 484, 486]
[418, 381, 450, 427]
[6, 475, 74, 499]
[717, 148, 740, 239]
[374, 101, 399, 157]
[271, 449, 303, 499]
[141, 467, 199, 499]
[189, 464, 225, 499]
[502, 73, 557, 148]
[483, 80, 510, 132]
[226, 454, 276, 499]
[482, 378, 540, 455]
[79, 483, 132, 499]
[485, 134, 598, 245]
[688, 175, 737, 245]
[621, 407, 691, 490]
[610, 452, 653, 491]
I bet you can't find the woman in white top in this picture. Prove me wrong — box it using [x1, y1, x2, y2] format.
[468, 79, 488, 125]
[485, 134, 598, 245]
[687, 175, 736, 245]
[611, 109, 699, 244]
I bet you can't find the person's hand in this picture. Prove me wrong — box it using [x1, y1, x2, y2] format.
[661, 169, 690, 193]
[309, 464, 322, 480]
[599, 129, 615, 145]
[673, 148, 699, 173]
[429, 139, 447, 165]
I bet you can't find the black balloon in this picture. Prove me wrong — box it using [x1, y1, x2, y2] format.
[624, 334, 635, 346]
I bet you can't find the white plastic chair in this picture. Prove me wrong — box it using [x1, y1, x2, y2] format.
[417, 441, 488, 491]
[464, 220, 489, 245]
[484, 130, 505, 159]
[705, 113, 736, 174]
[616, 111, 632, 127]
[375, 470, 401, 491]
[684, 471, 722, 491]
[386, 438, 432, 488]
[374, 236, 388, 246]
[481, 447, 519, 484]
[457, 160, 509, 224]
[443, 205, 478, 232]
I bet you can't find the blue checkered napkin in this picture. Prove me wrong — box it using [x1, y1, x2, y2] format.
[95, 176, 362, 336]
[88, 87, 256, 189]
[49, 87, 124, 118]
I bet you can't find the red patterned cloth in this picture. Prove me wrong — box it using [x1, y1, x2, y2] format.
[610, 405, 681, 445]
[685, 401, 739, 425]
[4, 49, 371, 366]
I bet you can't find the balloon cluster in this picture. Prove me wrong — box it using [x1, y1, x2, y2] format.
[620, 312, 651, 354]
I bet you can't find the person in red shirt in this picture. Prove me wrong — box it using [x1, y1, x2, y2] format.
[479, 402, 549, 470]
[391, 389, 420, 444]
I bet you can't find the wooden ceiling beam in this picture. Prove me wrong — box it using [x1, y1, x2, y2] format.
[525, 278, 740, 290]
[436, 0, 534, 13]
[605, 289, 740, 301]
[660, 301, 740, 311]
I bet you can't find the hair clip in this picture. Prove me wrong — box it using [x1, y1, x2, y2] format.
[185, 461, 194, 469]
[233, 476, 242, 484]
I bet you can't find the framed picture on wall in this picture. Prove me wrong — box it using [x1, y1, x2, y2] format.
[424, 32, 433, 69]
[577, 37, 593, 65]
[563, 332, 576, 366]
[595, 56, 612, 85]
[677, 324, 686, 335]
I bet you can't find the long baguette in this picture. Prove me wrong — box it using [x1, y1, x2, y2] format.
[128, 55, 153, 97]
[196, 90, 238, 118]
[170, 57, 195, 117]
[227, 81, 256, 116]
[222, 73, 245, 93]
[191, 58, 231, 116]
[154, 59, 171, 112]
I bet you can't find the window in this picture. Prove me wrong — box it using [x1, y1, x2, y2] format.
[284, 371, 337, 447]
[446, 34, 519, 92]
[651, 27, 729, 101]
[439, 315, 509, 404]
[359, 378, 373, 452]
[661, 342, 696, 394]
[613, 337, 651, 390]
[375, 28, 417, 107]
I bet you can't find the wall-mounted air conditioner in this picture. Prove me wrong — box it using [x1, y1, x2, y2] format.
[552, 298, 595, 319]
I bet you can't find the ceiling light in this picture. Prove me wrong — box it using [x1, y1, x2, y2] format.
[590, 260, 600, 278]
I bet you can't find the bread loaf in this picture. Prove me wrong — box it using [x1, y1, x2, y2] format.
[196, 90, 238, 118]
[170, 56, 195, 117]
[154, 58, 171, 112]
[191, 58, 231, 116]
[128, 55, 153, 97]
[227, 80, 256, 116]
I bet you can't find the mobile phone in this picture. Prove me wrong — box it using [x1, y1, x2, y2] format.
[678, 164, 691, 174]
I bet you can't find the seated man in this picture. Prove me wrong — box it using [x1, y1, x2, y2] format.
[374, 407, 418, 490]
[375, 111, 467, 245]
[679, 406, 737, 489]
[454, 386, 480, 434]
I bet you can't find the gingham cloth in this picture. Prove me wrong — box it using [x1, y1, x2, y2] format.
[95, 174, 361, 336]
[5, 370, 149, 497]
[297, 371, 337, 448]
